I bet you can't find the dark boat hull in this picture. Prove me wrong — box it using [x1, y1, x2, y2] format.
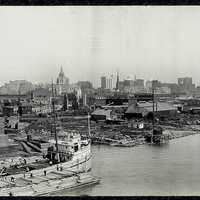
[145, 134, 169, 144]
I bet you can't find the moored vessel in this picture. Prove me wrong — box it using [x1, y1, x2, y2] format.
[144, 80, 170, 145]
[0, 83, 99, 196]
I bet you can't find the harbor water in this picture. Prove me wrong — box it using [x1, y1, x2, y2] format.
[55, 134, 200, 196]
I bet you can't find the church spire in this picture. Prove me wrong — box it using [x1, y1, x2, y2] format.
[59, 66, 64, 77]
[60, 66, 63, 73]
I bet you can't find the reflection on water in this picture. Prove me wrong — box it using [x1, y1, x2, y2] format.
[55, 134, 200, 196]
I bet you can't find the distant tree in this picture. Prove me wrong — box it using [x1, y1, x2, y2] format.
[72, 94, 78, 110]
[63, 94, 68, 111]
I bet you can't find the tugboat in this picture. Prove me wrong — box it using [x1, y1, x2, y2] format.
[145, 80, 169, 145]
[0, 83, 100, 196]
[145, 127, 169, 144]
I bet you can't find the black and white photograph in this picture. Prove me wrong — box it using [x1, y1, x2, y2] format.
[0, 6, 199, 196]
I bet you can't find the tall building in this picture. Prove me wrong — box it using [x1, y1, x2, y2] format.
[123, 78, 134, 93]
[117, 81, 123, 91]
[100, 75, 115, 90]
[178, 77, 195, 93]
[124, 79, 134, 88]
[134, 79, 145, 92]
[145, 80, 152, 92]
[101, 76, 106, 89]
[106, 76, 113, 90]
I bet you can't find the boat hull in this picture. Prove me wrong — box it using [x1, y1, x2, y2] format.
[0, 172, 100, 196]
[0, 143, 92, 196]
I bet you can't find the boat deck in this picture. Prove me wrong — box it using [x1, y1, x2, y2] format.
[0, 168, 87, 188]
[5, 160, 51, 176]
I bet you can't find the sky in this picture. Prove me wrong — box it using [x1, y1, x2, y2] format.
[0, 6, 200, 88]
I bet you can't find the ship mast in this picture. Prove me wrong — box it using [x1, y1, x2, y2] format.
[51, 80, 59, 161]
[88, 112, 91, 138]
[17, 87, 20, 121]
[151, 80, 155, 144]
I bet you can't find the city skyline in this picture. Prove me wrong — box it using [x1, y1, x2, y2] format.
[1, 6, 200, 197]
[1, 7, 200, 87]
[0, 69, 197, 90]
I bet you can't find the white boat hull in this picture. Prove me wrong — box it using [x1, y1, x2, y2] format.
[0, 143, 92, 196]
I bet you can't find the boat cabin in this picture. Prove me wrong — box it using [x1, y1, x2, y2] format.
[46, 131, 89, 163]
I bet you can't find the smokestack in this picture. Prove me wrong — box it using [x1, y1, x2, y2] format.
[116, 71, 119, 91]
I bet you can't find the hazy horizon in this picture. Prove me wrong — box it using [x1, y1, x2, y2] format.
[0, 6, 200, 87]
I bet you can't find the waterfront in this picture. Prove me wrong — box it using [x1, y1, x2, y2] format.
[54, 134, 200, 196]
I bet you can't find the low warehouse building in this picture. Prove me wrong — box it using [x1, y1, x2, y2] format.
[125, 101, 177, 119]
[91, 109, 113, 121]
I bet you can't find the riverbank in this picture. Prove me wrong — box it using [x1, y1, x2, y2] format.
[3, 115, 200, 150]
[90, 123, 200, 147]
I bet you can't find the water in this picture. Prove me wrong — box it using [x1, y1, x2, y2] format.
[56, 134, 200, 196]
